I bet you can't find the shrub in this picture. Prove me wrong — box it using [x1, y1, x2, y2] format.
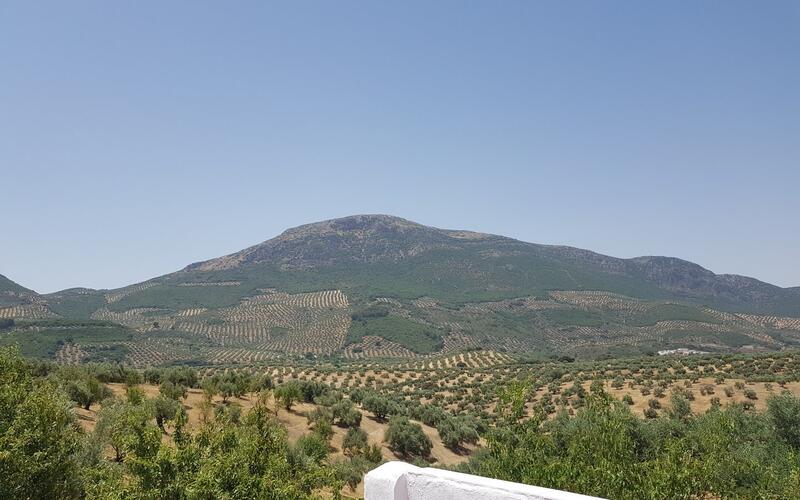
[385, 416, 432, 458]
[159, 380, 187, 401]
[275, 381, 303, 410]
[295, 432, 329, 464]
[343, 427, 369, 456]
[153, 395, 180, 430]
[332, 399, 362, 428]
[767, 393, 800, 449]
[66, 376, 111, 410]
[437, 415, 480, 450]
[363, 394, 397, 421]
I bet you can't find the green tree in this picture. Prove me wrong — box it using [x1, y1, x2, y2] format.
[437, 415, 479, 450]
[153, 395, 181, 431]
[275, 382, 302, 411]
[95, 400, 160, 462]
[159, 380, 187, 401]
[385, 416, 431, 458]
[66, 376, 110, 410]
[0, 382, 82, 499]
[343, 427, 369, 456]
[332, 399, 362, 427]
[767, 393, 800, 448]
[363, 394, 397, 421]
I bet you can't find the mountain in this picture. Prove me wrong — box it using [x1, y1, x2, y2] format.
[0, 273, 33, 295]
[182, 215, 800, 315]
[3, 215, 800, 365]
[0, 273, 47, 309]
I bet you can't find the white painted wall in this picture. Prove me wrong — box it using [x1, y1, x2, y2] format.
[364, 462, 605, 500]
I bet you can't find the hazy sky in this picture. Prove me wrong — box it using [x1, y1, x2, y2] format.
[1, 1, 798, 293]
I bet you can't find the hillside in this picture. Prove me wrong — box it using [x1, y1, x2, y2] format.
[0, 273, 35, 305]
[2, 215, 800, 365]
[0, 273, 54, 315]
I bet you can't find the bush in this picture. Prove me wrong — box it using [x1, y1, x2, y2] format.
[668, 394, 691, 420]
[153, 394, 181, 430]
[767, 393, 800, 449]
[363, 394, 397, 421]
[332, 399, 362, 428]
[65, 376, 111, 410]
[159, 380, 187, 401]
[298, 380, 330, 403]
[275, 381, 303, 410]
[437, 415, 480, 450]
[385, 416, 432, 458]
[343, 427, 369, 456]
[295, 432, 329, 464]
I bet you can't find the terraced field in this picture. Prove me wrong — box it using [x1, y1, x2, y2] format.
[174, 290, 350, 354]
[54, 342, 87, 364]
[3, 275, 800, 366]
[0, 303, 56, 319]
[105, 282, 158, 304]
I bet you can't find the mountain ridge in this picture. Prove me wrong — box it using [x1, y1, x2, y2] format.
[3, 215, 800, 365]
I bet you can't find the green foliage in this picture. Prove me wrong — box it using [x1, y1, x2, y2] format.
[334, 456, 373, 491]
[628, 303, 722, 326]
[461, 388, 800, 499]
[65, 377, 111, 410]
[385, 416, 432, 458]
[298, 380, 331, 403]
[275, 381, 302, 410]
[143, 366, 198, 387]
[332, 399, 362, 428]
[343, 427, 369, 456]
[0, 346, 83, 499]
[362, 394, 398, 421]
[158, 380, 187, 401]
[668, 393, 692, 421]
[95, 399, 161, 462]
[250, 374, 274, 392]
[350, 303, 390, 321]
[0, 320, 134, 360]
[294, 432, 330, 464]
[208, 371, 252, 402]
[152, 395, 181, 431]
[437, 415, 480, 450]
[542, 308, 607, 327]
[767, 393, 800, 449]
[347, 315, 443, 354]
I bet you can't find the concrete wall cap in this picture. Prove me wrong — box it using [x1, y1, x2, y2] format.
[365, 462, 605, 500]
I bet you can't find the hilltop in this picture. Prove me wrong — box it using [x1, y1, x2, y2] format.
[2, 215, 800, 365]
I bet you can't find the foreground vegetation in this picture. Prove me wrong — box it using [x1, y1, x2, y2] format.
[4, 344, 800, 498]
[462, 386, 800, 499]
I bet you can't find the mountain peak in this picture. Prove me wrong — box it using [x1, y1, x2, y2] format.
[184, 214, 472, 272]
[278, 214, 425, 239]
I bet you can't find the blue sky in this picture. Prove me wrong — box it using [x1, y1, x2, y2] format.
[1, 1, 798, 293]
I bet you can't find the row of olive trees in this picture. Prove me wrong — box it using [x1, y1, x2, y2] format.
[458, 383, 800, 499]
